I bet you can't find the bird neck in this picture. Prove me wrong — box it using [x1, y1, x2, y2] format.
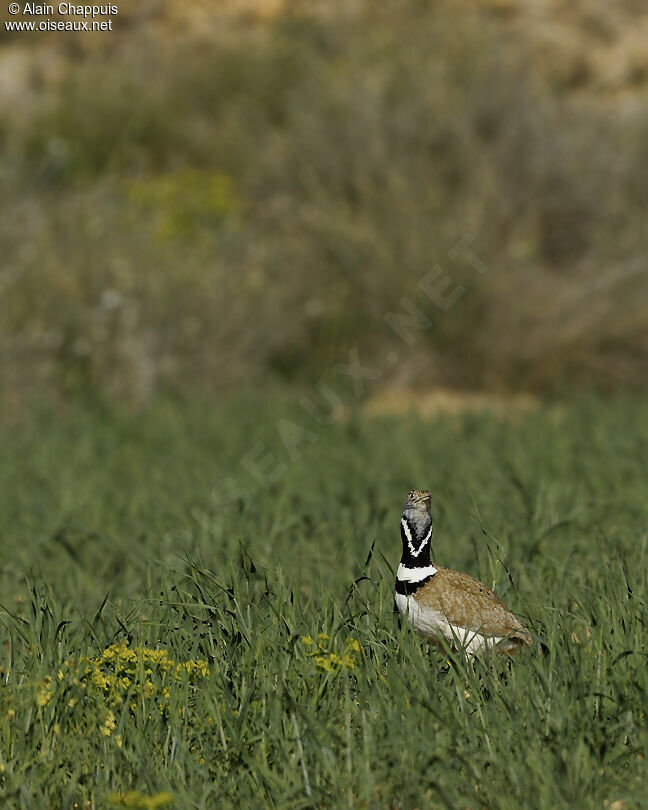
[399, 510, 435, 570]
[396, 511, 437, 595]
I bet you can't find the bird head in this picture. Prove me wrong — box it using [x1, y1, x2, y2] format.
[404, 489, 432, 513]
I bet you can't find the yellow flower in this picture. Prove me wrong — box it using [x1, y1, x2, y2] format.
[314, 656, 332, 672]
[100, 710, 116, 737]
[302, 632, 361, 673]
[37, 680, 54, 708]
[92, 672, 110, 691]
[34, 642, 209, 721]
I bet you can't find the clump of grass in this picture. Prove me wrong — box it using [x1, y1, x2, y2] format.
[107, 790, 174, 809]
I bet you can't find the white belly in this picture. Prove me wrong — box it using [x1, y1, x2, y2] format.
[395, 592, 503, 657]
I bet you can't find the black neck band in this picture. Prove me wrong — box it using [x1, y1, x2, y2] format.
[395, 575, 433, 596]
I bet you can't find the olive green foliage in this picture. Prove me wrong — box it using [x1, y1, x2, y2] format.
[1, 394, 647, 807]
[2, 4, 648, 408]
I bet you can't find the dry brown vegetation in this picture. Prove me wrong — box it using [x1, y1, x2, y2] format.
[1, 0, 647, 410]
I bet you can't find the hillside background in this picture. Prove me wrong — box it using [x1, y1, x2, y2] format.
[1, 0, 647, 412]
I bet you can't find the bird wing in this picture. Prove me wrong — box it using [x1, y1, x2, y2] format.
[413, 566, 529, 640]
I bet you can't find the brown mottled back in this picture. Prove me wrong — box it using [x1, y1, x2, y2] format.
[413, 566, 531, 643]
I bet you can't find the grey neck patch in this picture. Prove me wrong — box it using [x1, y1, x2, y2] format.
[401, 516, 432, 558]
[401, 516, 432, 557]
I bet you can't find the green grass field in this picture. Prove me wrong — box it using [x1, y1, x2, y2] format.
[1, 394, 647, 809]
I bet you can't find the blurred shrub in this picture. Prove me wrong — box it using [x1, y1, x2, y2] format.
[1, 1, 647, 408]
[126, 170, 239, 242]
